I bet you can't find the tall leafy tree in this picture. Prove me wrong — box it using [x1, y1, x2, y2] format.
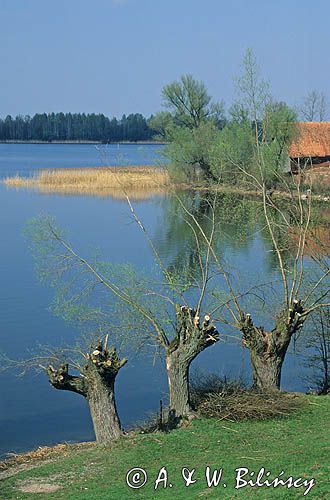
[160, 74, 225, 181]
[162, 74, 224, 130]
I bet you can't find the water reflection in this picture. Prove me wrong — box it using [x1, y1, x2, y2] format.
[0, 185, 321, 457]
[4, 183, 169, 201]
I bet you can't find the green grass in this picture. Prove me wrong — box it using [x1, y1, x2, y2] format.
[1, 395, 329, 499]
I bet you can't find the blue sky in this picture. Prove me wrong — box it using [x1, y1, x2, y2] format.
[0, 0, 329, 117]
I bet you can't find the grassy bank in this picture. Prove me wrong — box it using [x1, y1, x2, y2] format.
[0, 395, 329, 499]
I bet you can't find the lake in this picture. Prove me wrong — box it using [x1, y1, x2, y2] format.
[0, 144, 312, 457]
[0, 143, 165, 179]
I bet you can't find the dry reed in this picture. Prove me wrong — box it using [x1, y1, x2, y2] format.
[3, 166, 170, 199]
[0, 442, 95, 473]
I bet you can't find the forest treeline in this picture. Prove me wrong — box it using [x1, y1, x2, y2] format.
[0, 112, 156, 142]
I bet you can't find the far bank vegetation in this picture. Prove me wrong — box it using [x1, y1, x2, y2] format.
[3, 50, 330, 199]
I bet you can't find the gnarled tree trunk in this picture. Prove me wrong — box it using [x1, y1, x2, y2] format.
[47, 342, 127, 445]
[84, 357, 123, 443]
[165, 305, 218, 424]
[240, 301, 305, 391]
[250, 346, 286, 391]
[166, 350, 191, 422]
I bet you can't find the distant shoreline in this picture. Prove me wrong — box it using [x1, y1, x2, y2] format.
[0, 140, 166, 145]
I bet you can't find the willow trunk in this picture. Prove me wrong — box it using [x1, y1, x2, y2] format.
[166, 351, 192, 421]
[86, 371, 122, 444]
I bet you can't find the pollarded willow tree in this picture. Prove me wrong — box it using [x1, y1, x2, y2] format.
[238, 183, 329, 390]
[47, 341, 127, 444]
[3, 334, 127, 445]
[27, 199, 219, 425]
[174, 49, 329, 391]
[176, 185, 330, 392]
[228, 50, 329, 389]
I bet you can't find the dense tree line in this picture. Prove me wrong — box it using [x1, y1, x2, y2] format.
[155, 62, 297, 187]
[0, 112, 156, 142]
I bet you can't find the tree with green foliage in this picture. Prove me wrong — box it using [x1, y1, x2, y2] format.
[160, 56, 297, 186]
[186, 178, 330, 391]
[209, 121, 254, 184]
[214, 49, 298, 188]
[148, 111, 173, 140]
[259, 100, 298, 186]
[165, 121, 220, 181]
[162, 74, 224, 130]
[25, 204, 220, 427]
[157, 74, 225, 181]
[3, 220, 131, 445]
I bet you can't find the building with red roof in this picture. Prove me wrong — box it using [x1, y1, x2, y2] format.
[289, 122, 330, 170]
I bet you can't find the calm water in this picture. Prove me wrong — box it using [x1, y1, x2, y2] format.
[0, 143, 165, 179]
[0, 144, 310, 457]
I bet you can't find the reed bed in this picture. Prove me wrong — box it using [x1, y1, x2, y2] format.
[3, 166, 170, 199]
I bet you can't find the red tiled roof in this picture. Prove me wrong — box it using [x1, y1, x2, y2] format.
[289, 122, 330, 158]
